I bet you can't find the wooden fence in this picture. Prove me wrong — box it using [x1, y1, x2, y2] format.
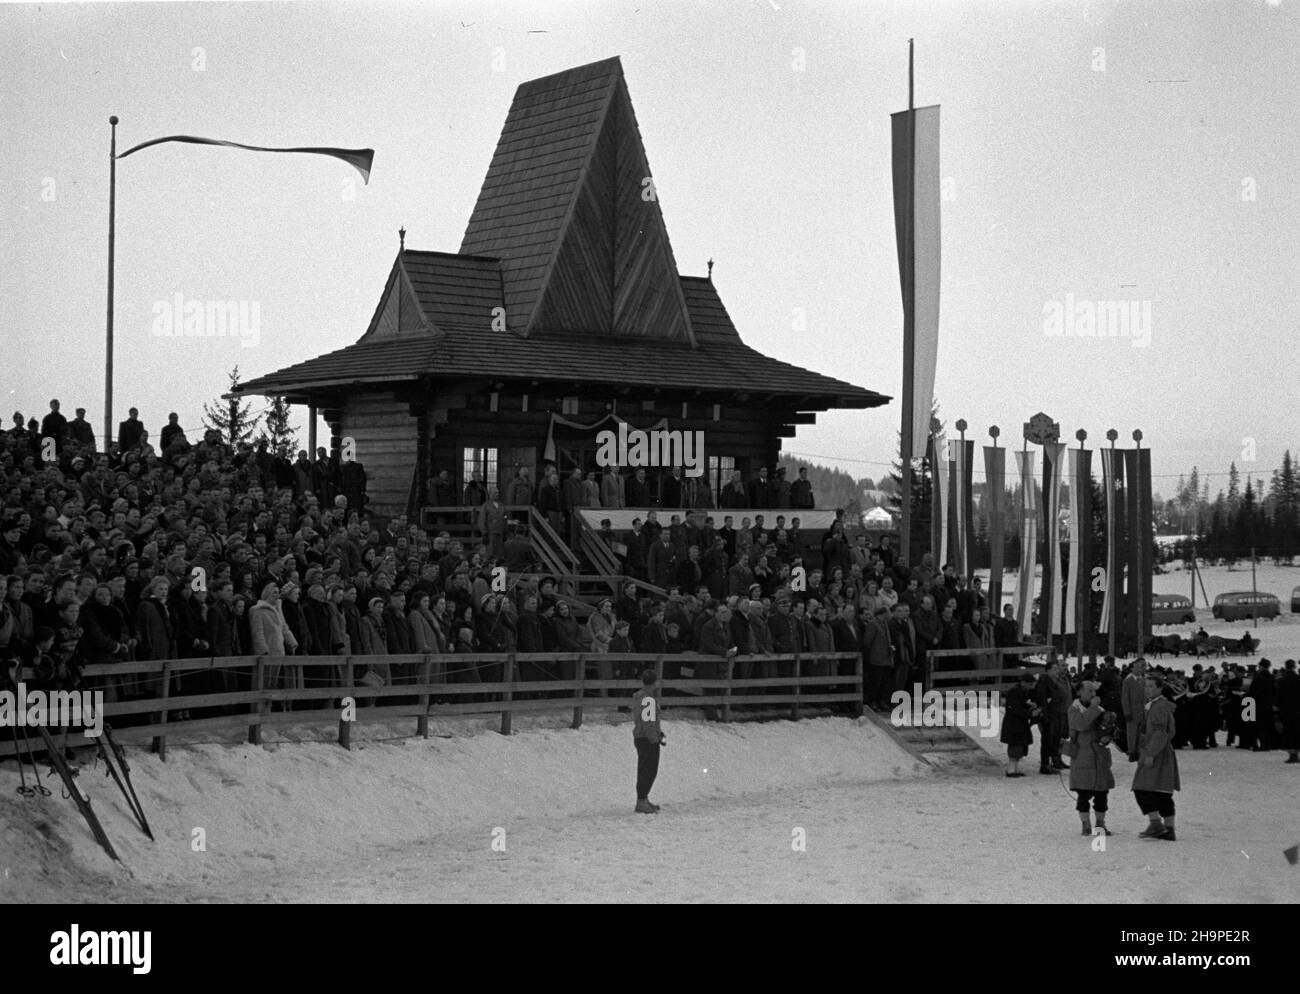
[0, 651, 862, 761]
[922, 645, 1056, 694]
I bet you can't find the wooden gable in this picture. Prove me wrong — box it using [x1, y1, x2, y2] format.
[459, 57, 695, 345]
[364, 257, 436, 340]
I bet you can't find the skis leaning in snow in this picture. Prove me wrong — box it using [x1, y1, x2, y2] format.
[34, 724, 121, 864]
[97, 724, 153, 841]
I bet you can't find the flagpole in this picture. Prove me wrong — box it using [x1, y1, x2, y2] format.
[899, 38, 917, 563]
[105, 115, 118, 453]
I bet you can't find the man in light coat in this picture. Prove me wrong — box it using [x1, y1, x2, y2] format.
[600, 466, 625, 509]
[1132, 672, 1181, 841]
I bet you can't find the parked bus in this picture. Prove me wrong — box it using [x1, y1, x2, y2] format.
[1212, 591, 1281, 622]
[1151, 594, 1196, 626]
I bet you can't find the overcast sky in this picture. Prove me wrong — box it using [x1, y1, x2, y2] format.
[3, 0, 1297, 498]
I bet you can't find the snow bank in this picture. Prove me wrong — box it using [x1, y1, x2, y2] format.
[0, 712, 925, 902]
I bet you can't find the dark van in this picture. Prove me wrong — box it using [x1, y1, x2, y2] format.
[1151, 594, 1195, 625]
[1212, 591, 1280, 622]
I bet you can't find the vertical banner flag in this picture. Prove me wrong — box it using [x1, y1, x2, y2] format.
[1014, 449, 1038, 639]
[1074, 448, 1093, 641]
[1099, 448, 1126, 637]
[1043, 443, 1068, 636]
[1064, 448, 1083, 636]
[1137, 448, 1153, 646]
[891, 105, 942, 466]
[1124, 448, 1154, 651]
[934, 437, 950, 570]
[983, 444, 1006, 617]
[953, 438, 974, 578]
[1123, 449, 1142, 653]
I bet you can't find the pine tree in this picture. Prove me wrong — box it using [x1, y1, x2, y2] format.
[1227, 462, 1241, 512]
[202, 365, 261, 448]
[260, 396, 299, 455]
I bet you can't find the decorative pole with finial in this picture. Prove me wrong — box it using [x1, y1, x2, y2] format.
[956, 418, 968, 578]
[1075, 427, 1088, 665]
[397, 226, 406, 331]
[987, 424, 1003, 625]
[707, 258, 713, 282]
[105, 115, 119, 452]
[1106, 428, 1119, 659]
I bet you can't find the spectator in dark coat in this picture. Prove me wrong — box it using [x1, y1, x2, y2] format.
[1249, 659, 1276, 751]
[117, 407, 144, 453]
[746, 468, 771, 508]
[1277, 659, 1299, 764]
[1001, 672, 1037, 776]
[383, 591, 415, 681]
[625, 468, 650, 508]
[1035, 659, 1072, 774]
[646, 532, 678, 590]
[1120, 657, 1147, 761]
[134, 576, 174, 699]
[789, 466, 814, 509]
[68, 407, 96, 451]
[861, 606, 893, 710]
[660, 468, 683, 509]
[40, 399, 68, 450]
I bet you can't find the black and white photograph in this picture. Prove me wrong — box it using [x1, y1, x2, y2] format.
[2, 0, 1298, 947]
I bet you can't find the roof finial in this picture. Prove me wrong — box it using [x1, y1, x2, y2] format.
[707, 257, 714, 281]
[399, 226, 406, 252]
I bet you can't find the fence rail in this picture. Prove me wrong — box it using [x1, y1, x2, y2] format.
[1, 651, 862, 761]
[922, 644, 1056, 693]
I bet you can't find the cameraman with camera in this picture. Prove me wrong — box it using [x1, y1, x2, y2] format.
[1067, 680, 1117, 836]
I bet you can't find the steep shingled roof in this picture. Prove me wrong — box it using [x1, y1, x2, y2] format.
[235, 58, 888, 412]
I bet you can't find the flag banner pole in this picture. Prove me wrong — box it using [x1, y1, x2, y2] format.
[983, 431, 1005, 616]
[1014, 447, 1038, 639]
[1065, 446, 1082, 637]
[116, 135, 374, 183]
[1045, 442, 1068, 637]
[105, 115, 118, 452]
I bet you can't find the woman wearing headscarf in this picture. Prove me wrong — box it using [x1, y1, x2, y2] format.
[407, 589, 447, 687]
[1067, 680, 1116, 835]
[357, 596, 390, 691]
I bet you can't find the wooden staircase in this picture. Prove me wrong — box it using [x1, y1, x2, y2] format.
[859, 709, 1001, 771]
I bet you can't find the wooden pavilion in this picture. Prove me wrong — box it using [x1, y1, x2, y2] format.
[235, 57, 888, 533]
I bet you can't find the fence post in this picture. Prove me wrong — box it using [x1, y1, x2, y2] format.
[722, 655, 734, 723]
[152, 661, 171, 760]
[250, 656, 265, 744]
[853, 652, 864, 718]
[792, 654, 801, 721]
[339, 656, 354, 750]
[572, 654, 585, 730]
[417, 653, 431, 739]
[500, 654, 515, 736]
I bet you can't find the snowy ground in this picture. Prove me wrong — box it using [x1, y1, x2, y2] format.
[3, 703, 1297, 903]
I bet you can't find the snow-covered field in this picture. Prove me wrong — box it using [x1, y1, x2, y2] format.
[985, 562, 1300, 668]
[3, 704, 1297, 903]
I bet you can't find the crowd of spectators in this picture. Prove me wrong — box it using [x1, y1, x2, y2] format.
[2, 399, 1030, 754]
